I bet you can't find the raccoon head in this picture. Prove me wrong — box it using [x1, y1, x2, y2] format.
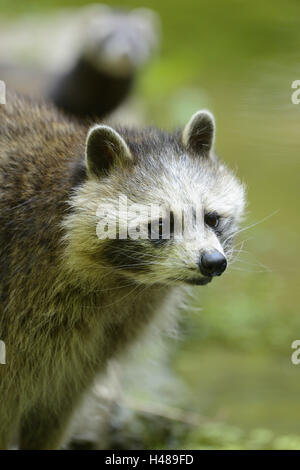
[81, 5, 160, 77]
[64, 111, 246, 287]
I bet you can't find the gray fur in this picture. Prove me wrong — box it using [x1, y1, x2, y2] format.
[0, 94, 245, 449]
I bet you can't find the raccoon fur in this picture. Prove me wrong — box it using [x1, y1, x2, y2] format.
[0, 5, 159, 119]
[49, 5, 160, 118]
[0, 93, 245, 449]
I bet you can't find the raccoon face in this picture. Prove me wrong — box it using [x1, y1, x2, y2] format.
[66, 110, 245, 287]
[82, 6, 160, 77]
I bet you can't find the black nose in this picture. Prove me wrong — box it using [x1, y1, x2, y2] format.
[199, 250, 227, 277]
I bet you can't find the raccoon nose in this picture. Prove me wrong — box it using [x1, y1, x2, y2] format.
[199, 250, 227, 277]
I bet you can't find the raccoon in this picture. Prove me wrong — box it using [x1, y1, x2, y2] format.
[0, 94, 245, 449]
[0, 5, 159, 119]
[48, 6, 160, 118]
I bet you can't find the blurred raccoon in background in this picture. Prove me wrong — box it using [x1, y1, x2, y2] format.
[0, 4, 160, 119]
[49, 4, 160, 118]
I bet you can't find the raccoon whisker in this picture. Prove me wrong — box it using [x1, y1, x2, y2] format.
[104, 251, 184, 267]
[107, 248, 182, 264]
[229, 251, 254, 262]
[228, 235, 272, 272]
[228, 249, 272, 271]
[104, 249, 184, 267]
[86, 272, 139, 293]
[229, 210, 279, 238]
[229, 237, 254, 255]
[123, 261, 185, 270]
[232, 238, 246, 256]
[227, 240, 248, 264]
[224, 225, 264, 249]
[231, 249, 251, 255]
[232, 238, 248, 250]
[230, 256, 272, 272]
[96, 262, 183, 289]
[112, 262, 176, 270]
[102, 283, 144, 309]
[78, 282, 146, 310]
[230, 266, 270, 273]
[226, 236, 256, 263]
[234, 235, 253, 246]
[94, 282, 141, 292]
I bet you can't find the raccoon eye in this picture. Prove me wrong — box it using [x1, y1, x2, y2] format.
[205, 212, 220, 229]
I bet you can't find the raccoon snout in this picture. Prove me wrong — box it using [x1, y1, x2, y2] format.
[199, 250, 227, 277]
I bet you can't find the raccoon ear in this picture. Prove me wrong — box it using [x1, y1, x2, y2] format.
[85, 125, 132, 177]
[182, 110, 215, 156]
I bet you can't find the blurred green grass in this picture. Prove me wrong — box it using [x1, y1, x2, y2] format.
[2, 0, 300, 448]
